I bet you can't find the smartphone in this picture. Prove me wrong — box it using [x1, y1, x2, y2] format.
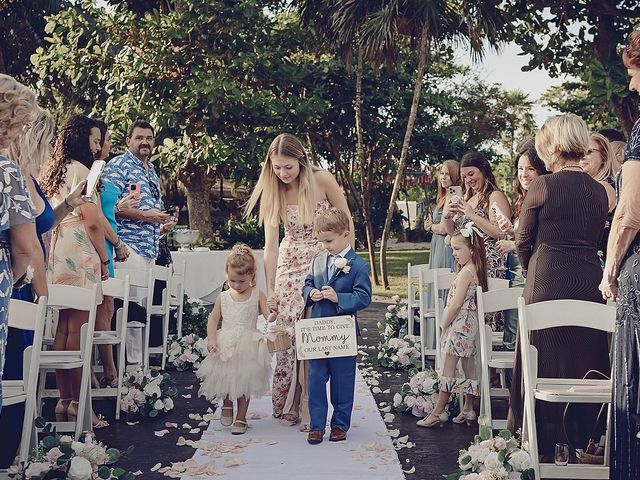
[448, 185, 462, 197]
[129, 182, 142, 196]
[84, 160, 106, 198]
[491, 201, 508, 220]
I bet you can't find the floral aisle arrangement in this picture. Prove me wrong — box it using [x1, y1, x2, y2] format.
[392, 368, 458, 418]
[377, 295, 409, 342]
[120, 368, 178, 422]
[167, 334, 208, 371]
[446, 425, 535, 480]
[9, 419, 134, 480]
[181, 296, 209, 338]
[377, 335, 422, 370]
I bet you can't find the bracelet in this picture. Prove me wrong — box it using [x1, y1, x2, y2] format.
[101, 259, 110, 266]
[64, 198, 73, 211]
[114, 238, 123, 249]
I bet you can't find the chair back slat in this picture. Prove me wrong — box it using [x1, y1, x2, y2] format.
[115, 268, 153, 289]
[478, 287, 524, 314]
[47, 284, 99, 312]
[520, 298, 616, 334]
[488, 277, 509, 291]
[8, 299, 43, 331]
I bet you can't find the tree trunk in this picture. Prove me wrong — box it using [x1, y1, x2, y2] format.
[379, 23, 430, 289]
[177, 160, 215, 238]
[354, 45, 380, 285]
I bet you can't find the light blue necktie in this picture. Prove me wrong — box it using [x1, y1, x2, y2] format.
[327, 255, 336, 278]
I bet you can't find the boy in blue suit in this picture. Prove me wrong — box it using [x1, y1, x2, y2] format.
[302, 208, 372, 444]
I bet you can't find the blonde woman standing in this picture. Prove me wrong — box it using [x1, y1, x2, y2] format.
[245, 133, 353, 430]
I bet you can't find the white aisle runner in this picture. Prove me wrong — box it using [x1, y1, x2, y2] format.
[184, 370, 406, 479]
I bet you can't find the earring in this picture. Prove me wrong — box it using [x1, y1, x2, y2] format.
[249, 282, 254, 287]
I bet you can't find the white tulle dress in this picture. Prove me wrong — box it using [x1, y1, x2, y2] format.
[197, 288, 272, 401]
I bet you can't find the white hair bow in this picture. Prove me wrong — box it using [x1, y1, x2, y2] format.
[459, 221, 479, 243]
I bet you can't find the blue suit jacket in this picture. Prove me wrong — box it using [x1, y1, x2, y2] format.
[301, 248, 372, 322]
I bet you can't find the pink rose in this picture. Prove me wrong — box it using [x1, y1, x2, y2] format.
[46, 447, 64, 464]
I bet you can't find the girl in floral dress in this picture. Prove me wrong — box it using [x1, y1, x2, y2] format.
[417, 224, 487, 428]
[245, 133, 354, 431]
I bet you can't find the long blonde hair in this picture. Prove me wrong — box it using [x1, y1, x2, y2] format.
[0, 74, 37, 141]
[589, 133, 616, 182]
[244, 133, 320, 226]
[436, 160, 460, 209]
[7, 109, 55, 177]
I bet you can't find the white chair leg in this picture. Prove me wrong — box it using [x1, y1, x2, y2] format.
[75, 371, 92, 438]
[604, 401, 612, 466]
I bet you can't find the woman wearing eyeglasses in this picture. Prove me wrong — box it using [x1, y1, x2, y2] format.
[580, 133, 618, 259]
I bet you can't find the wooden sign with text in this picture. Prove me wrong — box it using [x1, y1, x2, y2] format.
[295, 315, 358, 360]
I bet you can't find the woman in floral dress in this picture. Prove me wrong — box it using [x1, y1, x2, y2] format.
[40, 115, 109, 426]
[0, 74, 38, 414]
[245, 133, 354, 430]
[443, 151, 511, 331]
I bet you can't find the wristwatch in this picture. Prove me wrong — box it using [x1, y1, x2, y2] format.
[101, 259, 110, 266]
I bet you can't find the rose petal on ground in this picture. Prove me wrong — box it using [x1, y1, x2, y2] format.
[184, 385, 193, 390]
[182, 394, 191, 398]
[176, 436, 187, 446]
[154, 429, 170, 437]
[189, 428, 200, 434]
[126, 421, 139, 426]
[379, 405, 392, 413]
[198, 421, 208, 427]
[388, 429, 400, 437]
[150, 463, 162, 472]
[382, 389, 391, 393]
[132, 471, 142, 476]
[223, 457, 246, 468]
[403, 467, 416, 474]
[165, 422, 178, 428]
[371, 387, 382, 394]
[182, 423, 192, 429]
[203, 413, 216, 422]
[383, 413, 395, 423]
[188, 413, 203, 420]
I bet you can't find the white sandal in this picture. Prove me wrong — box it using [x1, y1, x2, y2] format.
[231, 419, 248, 435]
[220, 406, 234, 427]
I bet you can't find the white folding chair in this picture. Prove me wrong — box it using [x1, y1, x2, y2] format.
[487, 278, 510, 348]
[37, 284, 100, 437]
[407, 263, 426, 334]
[477, 286, 523, 431]
[414, 267, 452, 366]
[431, 270, 458, 370]
[115, 267, 154, 368]
[170, 260, 186, 337]
[92, 276, 130, 419]
[1, 297, 47, 463]
[146, 265, 172, 370]
[518, 298, 614, 480]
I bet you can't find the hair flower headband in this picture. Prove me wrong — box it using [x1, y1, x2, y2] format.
[459, 221, 481, 243]
[232, 245, 248, 256]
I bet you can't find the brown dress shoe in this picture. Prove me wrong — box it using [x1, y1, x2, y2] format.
[307, 429, 325, 444]
[329, 427, 347, 442]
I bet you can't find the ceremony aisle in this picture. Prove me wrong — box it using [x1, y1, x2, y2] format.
[94, 302, 475, 478]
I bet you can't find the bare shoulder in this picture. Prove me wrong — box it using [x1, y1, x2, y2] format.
[314, 169, 337, 188]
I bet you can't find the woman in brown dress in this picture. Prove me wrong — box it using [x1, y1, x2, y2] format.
[508, 113, 611, 458]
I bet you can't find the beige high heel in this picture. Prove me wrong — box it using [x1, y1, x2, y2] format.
[67, 401, 109, 428]
[55, 398, 71, 422]
[452, 409, 477, 426]
[416, 410, 449, 428]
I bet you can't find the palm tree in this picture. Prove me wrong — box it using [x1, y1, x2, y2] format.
[358, 0, 512, 288]
[298, 0, 383, 285]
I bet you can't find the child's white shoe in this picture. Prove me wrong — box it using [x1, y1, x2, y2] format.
[231, 420, 248, 435]
[220, 406, 234, 427]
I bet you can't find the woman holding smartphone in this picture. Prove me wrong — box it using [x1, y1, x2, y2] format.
[442, 151, 511, 331]
[39, 115, 110, 427]
[423, 160, 460, 272]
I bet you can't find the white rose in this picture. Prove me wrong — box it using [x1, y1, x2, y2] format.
[385, 312, 393, 319]
[494, 436, 507, 450]
[67, 456, 93, 480]
[71, 441, 85, 454]
[393, 393, 403, 407]
[392, 295, 400, 302]
[404, 395, 416, 407]
[468, 444, 490, 463]
[334, 257, 348, 269]
[508, 450, 532, 472]
[391, 355, 399, 362]
[342, 265, 351, 273]
[479, 472, 493, 480]
[143, 382, 161, 398]
[154, 399, 164, 410]
[484, 451, 502, 471]
[163, 397, 174, 411]
[59, 435, 73, 445]
[387, 305, 395, 312]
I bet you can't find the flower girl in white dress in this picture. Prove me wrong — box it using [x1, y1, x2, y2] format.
[197, 243, 274, 434]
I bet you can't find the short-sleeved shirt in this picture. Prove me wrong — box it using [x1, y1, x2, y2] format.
[101, 149, 163, 260]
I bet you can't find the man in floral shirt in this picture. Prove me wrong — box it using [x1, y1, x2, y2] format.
[102, 119, 174, 363]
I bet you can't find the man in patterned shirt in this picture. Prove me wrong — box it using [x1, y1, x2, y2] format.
[102, 119, 174, 363]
